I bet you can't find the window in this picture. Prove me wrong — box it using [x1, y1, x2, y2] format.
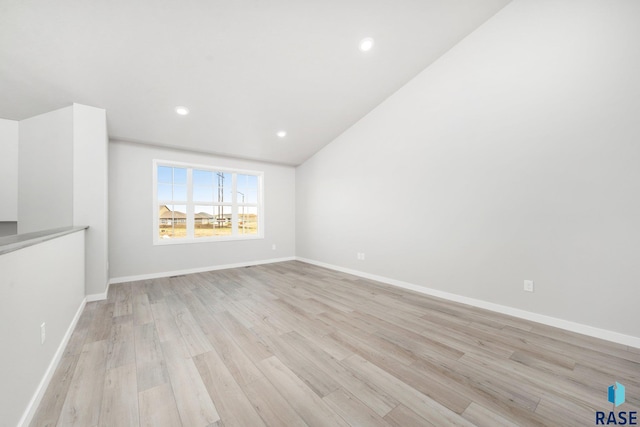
[153, 160, 263, 244]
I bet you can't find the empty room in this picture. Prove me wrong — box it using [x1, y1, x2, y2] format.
[1, 0, 639, 426]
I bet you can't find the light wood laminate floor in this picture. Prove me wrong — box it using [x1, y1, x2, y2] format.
[31, 261, 639, 426]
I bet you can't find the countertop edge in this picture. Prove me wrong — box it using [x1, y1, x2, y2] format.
[0, 226, 89, 256]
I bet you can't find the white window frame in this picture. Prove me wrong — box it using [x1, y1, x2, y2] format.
[153, 159, 264, 245]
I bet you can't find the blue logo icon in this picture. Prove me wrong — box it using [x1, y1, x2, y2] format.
[608, 382, 626, 407]
[596, 382, 636, 425]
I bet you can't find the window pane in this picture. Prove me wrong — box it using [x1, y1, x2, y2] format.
[211, 172, 232, 202]
[212, 187, 222, 203]
[173, 184, 187, 201]
[158, 183, 173, 201]
[194, 205, 214, 237]
[237, 174, 248, 189]
[239, 189, 258, 204]
[195, 205, 232, 237]
[159, 205, 187, 239]
[236, 190, 246, 204]
[173, 168, 187, 184]
[237, 174, 258, 203]
[194, 186, 213, 202]
[238, 206, 258, 235]
[222, 185, 232, 202]
[193, 169, 214, 186]
[237, 174, 258, 190]
[194, 170, 215, 202]
[158, 166, 173, 184]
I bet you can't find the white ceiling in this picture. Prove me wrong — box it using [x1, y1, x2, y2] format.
[0, 0, 509, 166]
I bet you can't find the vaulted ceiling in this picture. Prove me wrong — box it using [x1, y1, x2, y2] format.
[0, 0, 510, 165]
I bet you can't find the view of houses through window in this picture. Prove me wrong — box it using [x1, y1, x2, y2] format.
[155, 162, 262, 242]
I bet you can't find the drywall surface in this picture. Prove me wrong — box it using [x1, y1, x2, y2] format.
[0, 118, 19, 221]
[73, 104, 109, 296]
[18, 107, 74, 234]
[296, 0, 640, 337]
[0, 230, 85, 427]
[109, 140, 295, 279]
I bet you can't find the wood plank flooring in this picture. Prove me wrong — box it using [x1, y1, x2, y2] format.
[31, 261, 639, 426]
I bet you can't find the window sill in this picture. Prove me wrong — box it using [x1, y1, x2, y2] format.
[153, 234, 264, 246]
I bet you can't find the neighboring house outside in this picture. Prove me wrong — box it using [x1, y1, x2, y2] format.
[159, 205, 231, 225]
[159, 205, 187, 225]
[195, 211, 215, 225]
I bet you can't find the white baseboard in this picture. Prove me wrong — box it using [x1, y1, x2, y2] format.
[18, 297, 87, 427]
[86, 285, 110, 302]
[296, 257, 640, 349]
[108, 256, 297, 285]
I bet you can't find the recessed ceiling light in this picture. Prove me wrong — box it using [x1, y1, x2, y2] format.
[175, 106, 189, 115]
[359, 37, 374, 52]
[277, 130, 287, 138]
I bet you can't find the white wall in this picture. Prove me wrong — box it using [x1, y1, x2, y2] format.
[296, 0, 640, 338]
[0, 231, 85, 427]
[18, 107, 74, 234]
[16, 104, 109, 296]
[0, 118, 19, 223]
[73, 104, 109, 297]
[109, 140, 295, 280]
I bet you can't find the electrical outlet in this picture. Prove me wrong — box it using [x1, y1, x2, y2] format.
[524, 280, 534, 292]
[356, 252, 366, 261]
[41, 322, 46, 344]
[272, 244, 276, 250]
